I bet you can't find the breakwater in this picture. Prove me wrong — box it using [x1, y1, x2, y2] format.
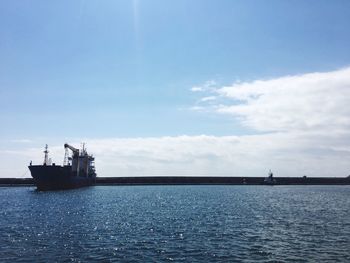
[96, 176, 350, 185]
[1, 176, 350, 186]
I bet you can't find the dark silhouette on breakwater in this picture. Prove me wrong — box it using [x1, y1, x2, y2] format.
[1, 175, 350, 186]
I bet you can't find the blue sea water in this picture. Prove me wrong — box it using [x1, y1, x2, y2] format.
[0, 185, 349, 262]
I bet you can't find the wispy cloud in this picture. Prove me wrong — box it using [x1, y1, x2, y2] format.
[219, 68, 350, 133]
[200, 96, 217, 102]
[191, 87, 204, 92]
[190, 80, 217, 92]
[196, 67, 350, 133]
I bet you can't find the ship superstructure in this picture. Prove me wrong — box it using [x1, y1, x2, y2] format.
[29, 143, 96, 190]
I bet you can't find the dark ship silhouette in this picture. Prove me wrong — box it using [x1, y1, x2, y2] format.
[263, 169, 277, 185]
[29, 143, 96, 190]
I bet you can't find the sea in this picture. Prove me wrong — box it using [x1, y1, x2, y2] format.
[0, 185, 349, 262]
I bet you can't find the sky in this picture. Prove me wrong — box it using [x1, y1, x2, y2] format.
[1, 0, 350, 178]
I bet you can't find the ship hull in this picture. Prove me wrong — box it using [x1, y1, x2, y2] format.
[29, 165, 95, 191]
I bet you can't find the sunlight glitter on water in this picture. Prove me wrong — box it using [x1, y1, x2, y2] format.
[0, 185, 349, 262]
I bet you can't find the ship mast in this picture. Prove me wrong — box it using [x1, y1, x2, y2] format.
[43, 144, 49, 165]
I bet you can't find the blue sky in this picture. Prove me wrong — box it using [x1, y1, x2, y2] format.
[1, 1, 350, 177]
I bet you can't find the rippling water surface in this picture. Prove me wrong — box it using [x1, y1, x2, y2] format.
[0, 185, 349, 262]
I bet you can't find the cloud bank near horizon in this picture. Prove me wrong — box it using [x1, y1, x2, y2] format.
[2, 132, 349, 178]
[2, 67, 350, 178]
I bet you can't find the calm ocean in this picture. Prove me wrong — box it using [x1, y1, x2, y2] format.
[0, 185, 349, 262]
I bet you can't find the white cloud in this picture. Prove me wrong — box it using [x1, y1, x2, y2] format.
[190, 80, 217, 92]
[187, 67, 350, 177]
[1, 132, 350, 178]
[2, 68, 350, 179]
[215, 67, 350, 132]
[200, 96, 216, 102]
[191, 86, 204, 92]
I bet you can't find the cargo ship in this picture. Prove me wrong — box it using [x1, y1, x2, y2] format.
[29, 143, 96, 191]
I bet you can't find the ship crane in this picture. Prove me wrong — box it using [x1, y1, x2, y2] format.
[63, 143, 79, 165]
[64, 143, 79, 154]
